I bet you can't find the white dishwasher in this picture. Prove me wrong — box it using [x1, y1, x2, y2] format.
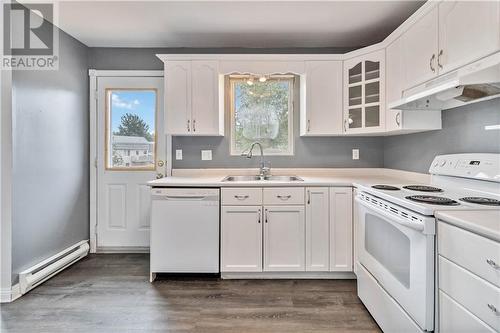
[150, 188, 220, 277]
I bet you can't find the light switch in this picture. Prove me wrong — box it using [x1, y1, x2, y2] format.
[201, 150, 212, 161]
[352, 149, 359, 160]
[175, 149, 183, 160]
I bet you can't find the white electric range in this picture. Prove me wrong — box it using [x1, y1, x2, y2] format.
[354, 153, 500, 333]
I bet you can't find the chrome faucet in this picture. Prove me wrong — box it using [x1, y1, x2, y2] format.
[242, 142, 271, 178]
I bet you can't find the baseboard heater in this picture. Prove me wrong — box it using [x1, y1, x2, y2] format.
[19, 240, 89, 294]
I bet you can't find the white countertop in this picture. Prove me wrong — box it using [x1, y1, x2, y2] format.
[148, 168, 430, 188]
[436, 210, 500, 242]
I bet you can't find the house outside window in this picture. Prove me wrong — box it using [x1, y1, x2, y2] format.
[229, 75, 294, 156]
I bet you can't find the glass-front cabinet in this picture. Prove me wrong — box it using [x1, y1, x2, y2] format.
[343, 49, 385, 134]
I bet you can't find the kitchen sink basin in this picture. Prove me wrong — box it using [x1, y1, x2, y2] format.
[222, 175, 303, 182]
[222, 175, 263, 182]
[263, 175, 303, 181]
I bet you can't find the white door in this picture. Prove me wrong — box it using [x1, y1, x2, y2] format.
[401, 6, 439, 89]
[330, 187, 353, 271]
[96, 76, 165, 249]
[221, 206, 262, 272]
[191, 61, 221, 135]
[302, 61, 343, 136]
[438, 1, 500, 74]
[165, 61, 191, 135]
[305, 187, 329, 271]
[264, 206, 305, 272]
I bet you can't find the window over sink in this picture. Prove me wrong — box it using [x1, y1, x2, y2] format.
[229, 75, 294, 156]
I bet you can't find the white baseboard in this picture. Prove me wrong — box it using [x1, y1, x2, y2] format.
[0, 283, 21, 303]
[221, 271, 356, 279]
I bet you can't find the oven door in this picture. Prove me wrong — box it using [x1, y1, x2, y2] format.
[356, 195, 435, 331]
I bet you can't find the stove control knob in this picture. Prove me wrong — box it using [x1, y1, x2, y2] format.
[440, 160, 447, 167]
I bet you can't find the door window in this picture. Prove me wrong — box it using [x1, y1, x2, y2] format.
[365, 213, 411, 288]
[105, 89, 157, 170]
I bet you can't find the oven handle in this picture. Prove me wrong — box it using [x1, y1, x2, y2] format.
[355, 197, 425, 233]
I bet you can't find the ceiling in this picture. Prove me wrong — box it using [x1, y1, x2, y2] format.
[51, 1, 424, 48]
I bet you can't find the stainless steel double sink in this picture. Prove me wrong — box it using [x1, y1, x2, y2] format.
[222, 175, 303, 182]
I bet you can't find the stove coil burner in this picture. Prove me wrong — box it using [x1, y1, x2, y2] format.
[403, 185, 443, 192]
[371, 185, 400, 191]
[460, 197, 500, 206]
[406, 195, 459, 206]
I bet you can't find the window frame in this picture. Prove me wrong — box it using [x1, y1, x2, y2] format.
[104, 88, 158, 171]
[229, 74, 295, 156]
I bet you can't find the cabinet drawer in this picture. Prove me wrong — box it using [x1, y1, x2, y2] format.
[439, 290, 495, 333]
[439, 256, 500, 330]
[263, 187, 305, 205]
[222, 188, 262, 205]
[438, 222, 500, 288]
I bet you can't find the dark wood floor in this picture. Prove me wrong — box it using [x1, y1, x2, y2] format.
[1, 254, 380, 333]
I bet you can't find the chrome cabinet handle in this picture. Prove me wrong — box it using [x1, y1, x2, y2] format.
[234, 195, 249, 200]
[187, 119, 190, 132]
[193, 119, 196, 132]
[257, 209, 261, 224]
[344, 119, 347, 132]
[487, 259, 499, 269]
[307, 119, 311, 132]
[307, 190, 311, 204]
[277, 195, 292, 200]
[438, 49, 443, 69]
[488, 304, 500, 315]
[265, 209, 268, 223]
[430, 54, 436, 73]
[396, 112, 401, 126]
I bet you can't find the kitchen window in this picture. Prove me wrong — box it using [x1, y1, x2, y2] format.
[229, 75, 294, 156]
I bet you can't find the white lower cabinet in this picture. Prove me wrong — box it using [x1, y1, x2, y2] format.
[329, 187, 353, 271]
[305, 187, 329, 271]
[221, 187, 353, 275]
[264, 205, 305, 272]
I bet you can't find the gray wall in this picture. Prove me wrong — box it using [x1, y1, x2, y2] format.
[384, 99, 500, 173]
[12, 28, 89, 282]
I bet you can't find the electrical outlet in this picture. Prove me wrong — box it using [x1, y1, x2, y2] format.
[201, 150, 212, 161]
[352, 149, 359, 160]
[175, 149, 183, 160]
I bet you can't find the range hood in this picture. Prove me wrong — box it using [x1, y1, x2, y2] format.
[390, 52, 500, 111]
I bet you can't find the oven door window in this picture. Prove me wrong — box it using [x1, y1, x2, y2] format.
[365, 213, 411, 288]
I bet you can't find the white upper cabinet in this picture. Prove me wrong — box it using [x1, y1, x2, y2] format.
[438, 1, 500, 74]
[401, 6, 439, 90]
[301, 61, 343, 136]
[305, 188, 329, 272]
[386, 37, 442, 134]
[165, 61, 192, 135]
[164, 60, 223, 136]
[343, 49, 386, 134]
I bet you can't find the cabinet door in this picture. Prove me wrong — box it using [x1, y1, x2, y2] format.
[438, 1, 500, 74]
[401, 6, 439, 89]
[191, 61, 222, 135]
[329, 187, 353, 272]
[344, 49, 385, 134]
[386, 38, 403, 132]
[221, 206, 262, 272]
[264, 206, 305, 272]
[165, 61, 191, 135]
[302, 61, 343, 136]
[305, 188, 329, 271]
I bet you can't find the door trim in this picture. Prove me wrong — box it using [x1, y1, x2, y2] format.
[88, 70, 167, 253]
